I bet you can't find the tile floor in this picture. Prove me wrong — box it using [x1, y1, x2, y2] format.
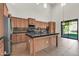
[11, 38, 79, 56]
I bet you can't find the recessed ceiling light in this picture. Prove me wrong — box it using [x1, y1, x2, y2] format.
[36, 3, 39, 5]
[44, 3, 47, 8]
[61, 3, 66, 7]
[11, 3, 16, 5]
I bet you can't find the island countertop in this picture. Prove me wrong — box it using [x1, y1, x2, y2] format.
[26, 32, 59, 55]
[26, 32, 59, 38]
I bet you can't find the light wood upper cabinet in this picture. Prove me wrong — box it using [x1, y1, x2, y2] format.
[20, 19, 28, 28]
[0, 3, 8, 56]
[0, 3, 3, 16]
[0, 16, 4, 37]
[24, 19, 28, 28]
[11, 17, 28, 28]
[21, 19, 25, 28]
[34, 20, 48, 29]
[0, 3, 4, 37]
[48, 22, 56, 33]
[16, 19, 21, 28]
[0, 3, 8, 37]
[11, 17, 17, 28]
[3, 4, 8, 16]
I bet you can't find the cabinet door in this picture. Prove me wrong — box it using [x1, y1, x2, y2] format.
[0, 4, 4, 37]
[48, 22, 56, 33]
[24, 20, 28, 28]
[34, 37, 49, 52]
[28, 18, 35, 25]
[0, 3, 3, 16]
[12, 34, 17, 43]
[21, 19, 25, 28]
[0, 17, 4, 37]
[11, 17, 17, 28]
[21, 34, 26, 42]
[49, 35, 56, 47]
[16, 19, 21, 28]
[0, 39, 4, 56]
[16, 34, 22, 43]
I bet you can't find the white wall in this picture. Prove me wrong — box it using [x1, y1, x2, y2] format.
[6, 3, 79, 39]
[6, 3, 52, 22]
[51, 3, 79, 39]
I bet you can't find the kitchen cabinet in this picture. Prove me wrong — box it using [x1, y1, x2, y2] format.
[11, 17, 28, 28]
[20, 19, 28, 28]
[0, 3, 4, 37]
[34, 20, 48, 29]
[16, 19, 21, 28]
[26, 33, 58, 55]
[11, 17, 28, 44]
[21, 34, 27, 42]
[12, 33, 27, 44]
[24, 19, 28, 28]
[48, 22, 56, 33]
[0, 39, 4, 56]
[11, 17, 17, 28]
[0, 17, 4, 36]
[0, 3, 3, 16]
[12, 34, 17, 43]
[21, 19, 25, 28]
[0, 3, 8, 56]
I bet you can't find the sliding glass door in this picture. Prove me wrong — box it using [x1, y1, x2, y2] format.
[61, 19, 78, 40]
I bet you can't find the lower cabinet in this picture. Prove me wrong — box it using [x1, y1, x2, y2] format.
[21, 34, 27, 42]
[26, 35, 57, 55]
[12, 34, 17, 43]
[12, 33, 27, 44]
[16, 34, 22, 43]
[0, 39, 4, 56]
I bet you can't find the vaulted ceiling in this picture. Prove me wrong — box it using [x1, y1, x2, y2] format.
[6, 3, 57, 22]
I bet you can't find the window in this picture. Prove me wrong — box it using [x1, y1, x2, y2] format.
[61, 19, 78, 40]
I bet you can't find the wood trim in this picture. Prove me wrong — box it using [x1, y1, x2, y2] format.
[11, 16, 27, 20]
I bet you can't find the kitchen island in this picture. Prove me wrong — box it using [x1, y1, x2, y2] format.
[26, 32, 59, 55]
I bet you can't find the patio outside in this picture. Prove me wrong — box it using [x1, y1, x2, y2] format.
[62, 20, 78, 40]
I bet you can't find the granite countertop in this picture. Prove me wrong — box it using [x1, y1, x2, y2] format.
[13, 31, 27, 34]
[26, 32, 59, 38]
[12, 27, 59, 38]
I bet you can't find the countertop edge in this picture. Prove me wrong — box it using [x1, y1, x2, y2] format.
[26, 33, 59, 38]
